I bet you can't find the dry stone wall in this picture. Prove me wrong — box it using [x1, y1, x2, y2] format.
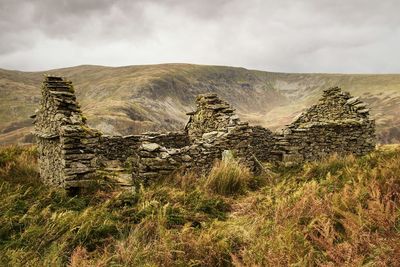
[278, 87, 376, 162]
[34, 76, 100, 188]
[135, 92, 254, 181]
[290, 87, 371, 124]
[96, 135, 141, 164]
[95, 132, 189, 170]
[249, 126, 282, 162]
[185, 93, 240, 141]
[34, 76, 376, 189]
[141, 132, 190, 149]
[138, 122, 254, 183]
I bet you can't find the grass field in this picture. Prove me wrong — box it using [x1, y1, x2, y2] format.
[0, 145, 399, 266]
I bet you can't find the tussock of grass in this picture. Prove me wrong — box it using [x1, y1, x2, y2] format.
[0, 145, 39, 184]
[205, 157, 252, 196]
[1, 145, 400, 266]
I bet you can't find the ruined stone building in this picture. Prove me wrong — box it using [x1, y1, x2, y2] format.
[33, 76, 376, 189]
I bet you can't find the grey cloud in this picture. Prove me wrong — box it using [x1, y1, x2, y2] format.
[0, 0, 399, 72]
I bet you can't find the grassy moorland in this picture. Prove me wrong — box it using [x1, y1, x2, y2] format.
[1, 64, 400, 144]
[0, 145, 399, 266]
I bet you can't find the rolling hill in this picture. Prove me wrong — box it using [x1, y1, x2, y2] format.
[1, 63, 400, 144]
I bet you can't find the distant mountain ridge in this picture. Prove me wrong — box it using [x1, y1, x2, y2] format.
[1, 63, 400, 144]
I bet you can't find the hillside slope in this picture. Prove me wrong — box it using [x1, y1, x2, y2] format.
[1, 64, 400, 144]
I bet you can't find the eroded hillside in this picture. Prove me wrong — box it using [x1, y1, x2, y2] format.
[1, 64, 400, 144]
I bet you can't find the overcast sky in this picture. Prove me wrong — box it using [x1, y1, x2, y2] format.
[0, 0, 399, 73]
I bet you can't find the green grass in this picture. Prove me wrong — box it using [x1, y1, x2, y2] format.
[0, 145, 400, 266]
[205, 157, 252, 196]
[0, 145, 39, 184]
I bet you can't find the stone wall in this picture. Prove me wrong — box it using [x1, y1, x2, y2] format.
[95, 132, 189, 167]
[278, 87, 376, 162]
[141, 131, 190, 149]
[290, 87, 371, 125]
[250, 126, 282, 162]
[138, 123, 254, 184]
[279, 122, 375, 162]
[185, 93, 240, 141]
[60, 125, 100, 187]
[136, 93, 256, 183]
[34, 77, 192, 189]
[34, 77, 376, 189]
[34, 76, 100, 188]
[95, 135, 141, 165]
